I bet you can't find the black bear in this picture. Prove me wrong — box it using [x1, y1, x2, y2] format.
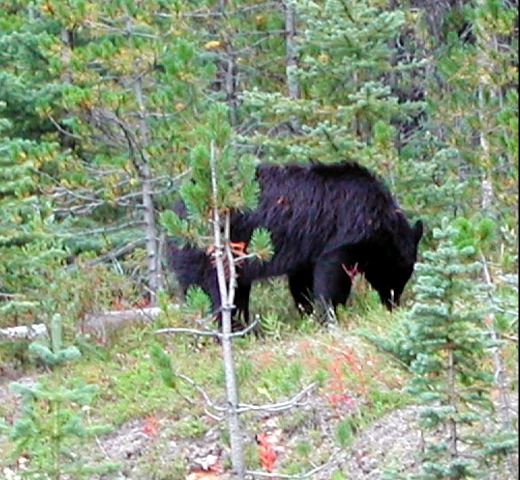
[167, 161, 423, 323]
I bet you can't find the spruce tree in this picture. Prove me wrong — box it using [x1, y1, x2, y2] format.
[400, 0, 518, 236]
[404, 218, 513, 479]
[8, 315, 117, 479]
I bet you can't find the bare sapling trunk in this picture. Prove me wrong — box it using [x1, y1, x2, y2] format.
[210, 141, 246, 479]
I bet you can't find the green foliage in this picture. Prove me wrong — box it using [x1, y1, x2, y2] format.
[382, 466, 408, 480]
[489, 271, 518, 339]
[359, 321, 416, 367]
[8, 380, 116, 479]
[179, 103, 260, 226]
[166, 104, 262, 346]
[400, 148, 476, 230]
[0, 6, 71, 321]
[174, 416, 208, 438]
[0, 0, 223, 299]
[249, 227, 274, 261]
[249, 278, 305, 323]
[185, 286, 212, 317]
[331, 471, 347, 480]
[478, 431, 519, 459]
[0, 139, 66, 324]
[452, 216, 496, 250]
[295, 440, 312, 458]
[260, 312, 284, 340]
[242, 0, 425, 169]
[160, 209, 192, 243]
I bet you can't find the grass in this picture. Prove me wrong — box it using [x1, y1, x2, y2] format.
[1, 275, 498, 478]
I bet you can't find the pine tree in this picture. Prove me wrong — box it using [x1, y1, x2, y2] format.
[161, 102, 263, 478]
[5, 1, 219, 303]
[404, 218, 513, 479]
[181, 1, 291, 128]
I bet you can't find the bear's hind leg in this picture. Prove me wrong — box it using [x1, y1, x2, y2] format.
[288, 265, 315, 315]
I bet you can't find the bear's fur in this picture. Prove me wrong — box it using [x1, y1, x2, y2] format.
[167, 161, 423, 322]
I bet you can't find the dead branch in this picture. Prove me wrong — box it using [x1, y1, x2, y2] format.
[228, 318, 261, 337]
[68, 221, 145, 237]
[174, 372, 227, 416]
[85, 239, 146, 265]
[156, 2, 279, 19]
[499, 333, 518, 342]
[0, 293, 25, 298]
[155, 326, 218, 337]
[48, 115, 83, 140]
[237, 382, 318, 414]
[155, 316, 261, 339]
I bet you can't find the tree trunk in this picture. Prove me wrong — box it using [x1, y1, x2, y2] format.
[225, 54, 239, 127]
[284, 0, 300, 135]
[284, 0, 300, 100]
[447, 347, 458, 459]
[134, 77, 162, 304]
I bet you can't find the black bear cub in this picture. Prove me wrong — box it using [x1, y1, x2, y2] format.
[167, 161, 423, 324]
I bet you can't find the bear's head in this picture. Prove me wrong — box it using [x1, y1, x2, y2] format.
[364, 219, 423, 310]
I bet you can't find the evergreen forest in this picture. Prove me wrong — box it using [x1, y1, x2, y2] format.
[0, 1, 517, 479]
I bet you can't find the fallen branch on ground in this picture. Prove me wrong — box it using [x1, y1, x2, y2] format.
[0, 324, 48, 340]
[82, 307, 163, 340]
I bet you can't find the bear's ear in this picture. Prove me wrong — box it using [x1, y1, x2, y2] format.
[413, 220, 424, 244]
